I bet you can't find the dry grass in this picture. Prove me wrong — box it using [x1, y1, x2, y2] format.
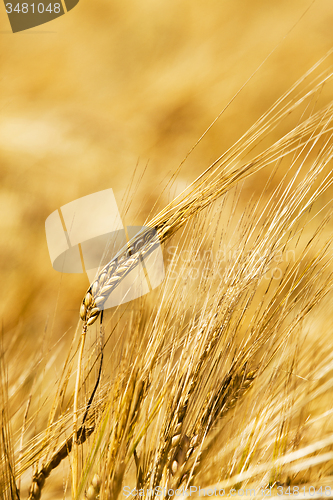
[1, 2, 333, 500]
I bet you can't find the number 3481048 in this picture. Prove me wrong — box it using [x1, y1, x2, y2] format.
[5, 3, 61, 13]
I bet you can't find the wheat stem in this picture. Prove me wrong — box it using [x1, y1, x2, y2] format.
[72, 322, 87, 498]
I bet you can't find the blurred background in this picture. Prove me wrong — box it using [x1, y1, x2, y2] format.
[0, 0, 333, 346]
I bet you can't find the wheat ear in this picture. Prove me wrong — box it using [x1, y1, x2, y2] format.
[28, 421, 95, 500]
[80, 228, 159, 325]
[172, 367, 257, 489]
[80, 76, 333, 328]
[83, 474, 101, 500]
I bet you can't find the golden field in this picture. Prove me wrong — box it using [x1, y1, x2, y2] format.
[1, 1, 333, 499]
